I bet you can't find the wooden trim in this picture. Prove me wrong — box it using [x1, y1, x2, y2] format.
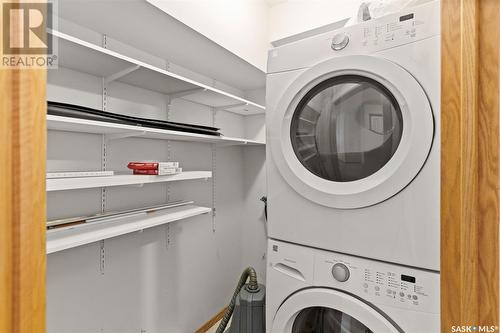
[477, 0, 500, 326]
[441, 0, 499, 330]
[194, 307, 228, 333]
[0, 70, 47, 331]
[0, 57, 14, 333]
[0, 6, 47, 333]
[441, 0, 479, 327]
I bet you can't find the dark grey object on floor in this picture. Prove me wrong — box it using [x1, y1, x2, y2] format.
[226, 284, 266, 333]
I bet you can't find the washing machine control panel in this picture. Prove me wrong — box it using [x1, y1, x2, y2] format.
[315, 251, 440, 314]
[331, 263, 350, 282]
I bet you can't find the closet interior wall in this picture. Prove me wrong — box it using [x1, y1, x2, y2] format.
[46, 18, 266, 333]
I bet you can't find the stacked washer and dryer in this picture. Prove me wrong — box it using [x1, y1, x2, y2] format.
[265, 1, 440, 332]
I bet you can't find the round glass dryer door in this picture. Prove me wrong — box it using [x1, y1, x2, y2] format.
[270, 55, 434, 209]
[291, 75, 403, 183]
[292, 306, 373, 333]
[272, 288, 400, 333]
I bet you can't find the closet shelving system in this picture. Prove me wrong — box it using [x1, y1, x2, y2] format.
[47, 171, 213, 192]
[50, 30, 266, 115]
[47, 113, 264, 146]
[47, 204, 212, 254]
[46, 29, 266, 254]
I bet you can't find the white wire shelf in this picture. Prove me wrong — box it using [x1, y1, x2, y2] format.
[47, 204, 211, 254]
[51, 30, 265, 115]
[46, 171, 212, 192]
[47, 115, 265, 146]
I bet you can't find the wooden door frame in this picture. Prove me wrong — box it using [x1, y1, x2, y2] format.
[441, 0, 499, 330]
[0, 1, 47, 332]
[0, 71, 47, 332]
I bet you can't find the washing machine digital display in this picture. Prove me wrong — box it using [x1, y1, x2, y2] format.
[290, 75, 403, 182]
[401, 274, 416, 283]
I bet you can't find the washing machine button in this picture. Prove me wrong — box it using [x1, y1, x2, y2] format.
[331, 33, 349, 51]
[332, 263, 350, 282]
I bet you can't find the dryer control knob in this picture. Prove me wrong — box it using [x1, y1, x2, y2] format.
[331, 33, 349, 51]
[332, 263, 350, 282]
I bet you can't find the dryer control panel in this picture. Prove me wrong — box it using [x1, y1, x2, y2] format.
[314, 250, 440, 314]
[330, 0, 439, 55]
[267, 0, 440, 74]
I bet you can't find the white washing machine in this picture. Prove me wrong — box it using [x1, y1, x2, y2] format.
[266, 240, 440, 333]
[266, 1, 440, 270]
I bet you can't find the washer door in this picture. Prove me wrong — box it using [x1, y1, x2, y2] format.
[270, 55, 434, 208]
[272, 288, 401, 333]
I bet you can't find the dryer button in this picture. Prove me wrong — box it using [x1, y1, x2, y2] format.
[332, 263, 350, 282]
[331, 33, 349, 51]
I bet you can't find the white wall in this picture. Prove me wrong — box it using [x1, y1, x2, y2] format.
[267, 0, 362, 43]
[241, 146, 267, 282]
[146, 0, 363, 72]
[147, 0, 269, 72]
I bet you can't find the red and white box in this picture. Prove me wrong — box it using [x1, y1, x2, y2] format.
[132, 168, 182, 175]
[127, 161, 179, 170]
[127, 161, 181, 175]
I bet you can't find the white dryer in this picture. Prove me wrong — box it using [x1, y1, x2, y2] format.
[266, 1, 440, 270]
[266, 240, 440, 333]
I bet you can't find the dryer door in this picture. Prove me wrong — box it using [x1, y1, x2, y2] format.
[272, 288, 401, 333]
[269, 55, 434, 208]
